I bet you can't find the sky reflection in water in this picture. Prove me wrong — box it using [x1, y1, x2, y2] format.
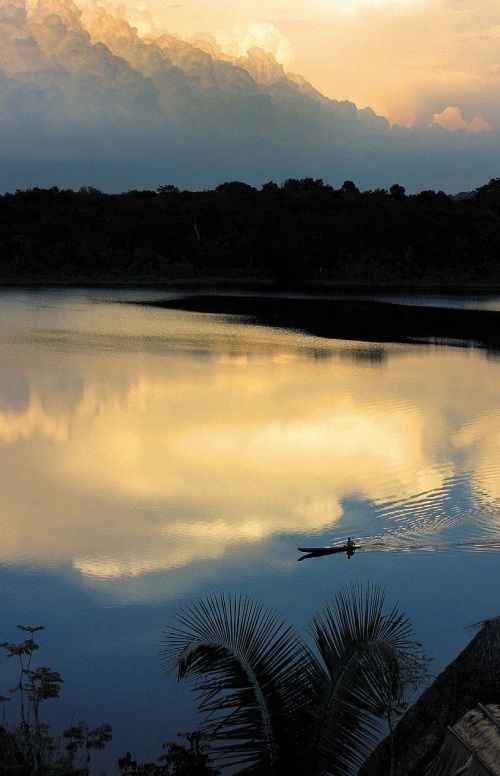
[0, 289, 498, 770]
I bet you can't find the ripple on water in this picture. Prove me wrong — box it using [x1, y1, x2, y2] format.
[357, 464, 500, 554]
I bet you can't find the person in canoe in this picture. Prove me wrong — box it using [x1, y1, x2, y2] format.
[346, 537, 356, 557]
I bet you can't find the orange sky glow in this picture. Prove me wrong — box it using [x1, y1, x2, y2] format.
[91, 0, 500, 130]
[3, 0, 499, 192]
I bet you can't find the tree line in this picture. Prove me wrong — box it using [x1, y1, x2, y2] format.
[0, 178, 499, 286]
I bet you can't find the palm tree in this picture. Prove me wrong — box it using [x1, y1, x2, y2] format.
[161, 583, 429, 776]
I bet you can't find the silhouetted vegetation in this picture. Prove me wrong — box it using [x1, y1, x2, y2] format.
[0, 624, 112, 774]
[0, 625, 219, 775]
[118, 732, 220, 775]
[161, 584, 431, 776]
[1, 178, 499, 286]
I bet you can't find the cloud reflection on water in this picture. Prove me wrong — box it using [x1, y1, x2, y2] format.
[0, 297, 498, 596]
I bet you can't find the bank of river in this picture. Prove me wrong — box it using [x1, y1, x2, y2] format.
[139, 292, 500, 350]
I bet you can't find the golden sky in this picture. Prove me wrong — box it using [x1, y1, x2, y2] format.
[2, 0, 500, 195]
[107, 0, 500, 129]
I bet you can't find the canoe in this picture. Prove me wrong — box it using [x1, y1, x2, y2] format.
[298, 545, 357, 554]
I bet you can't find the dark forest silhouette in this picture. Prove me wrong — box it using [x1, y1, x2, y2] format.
[1, 177, 499, 287]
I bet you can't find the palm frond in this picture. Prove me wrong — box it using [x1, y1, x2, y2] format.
[307, 582, 426, 775]
[161, 594, 312, 774]
[161, 585, 428, 776]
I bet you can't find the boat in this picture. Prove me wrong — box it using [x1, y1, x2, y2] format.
[297, 545, 358, 554]
[297, 544, 360, 561]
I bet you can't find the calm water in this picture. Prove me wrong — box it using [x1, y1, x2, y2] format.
[0, 289, 499, 772]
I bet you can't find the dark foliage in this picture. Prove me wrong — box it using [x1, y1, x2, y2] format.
[0, 178, 499, 285]
[0, 625, 112, 775]
[161, 585, 430, 776]
[118, 732, 220, 775]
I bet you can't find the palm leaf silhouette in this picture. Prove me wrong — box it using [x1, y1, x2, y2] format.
[161, 584, 428, 776]
[307, 582, 425, 775]
[161, 593, 310, 774]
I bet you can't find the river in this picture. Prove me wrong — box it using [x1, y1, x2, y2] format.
[0, 288, 498, 772]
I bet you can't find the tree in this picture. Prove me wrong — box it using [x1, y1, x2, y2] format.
[0, 624, 63, 773]
[0, 625, 112, 775]
[157, 185, 181, 196]
[340, 180, 359, 194]
[475, 177, 500, 214]
[359, 640, 432, 776]
[161, 583, 430, 776]
[77, 186, 103, 197]
[215, 182, 256, 195]
[63, 721, 113, 775]
[281, 178, 328, 192]
[118, 732, 220, 775]
[1, 625, 47, 730]
[389, 184, 406, 199]
[261, 181, 279, 193]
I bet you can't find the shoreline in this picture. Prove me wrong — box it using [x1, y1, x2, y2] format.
[139, 293, 500, 350]
[0, 277, 500, 296]
[1, 279, 499, 349]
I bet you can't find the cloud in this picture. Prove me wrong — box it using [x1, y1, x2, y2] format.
[433, 106, 492, 133]
[74, 0, 500, 134]
[213, 21, 293, 66]
[0, 0, 500, 193]
[256, 0, 500, 130]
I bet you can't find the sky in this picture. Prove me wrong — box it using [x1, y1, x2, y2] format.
[1, 0, 500, 192]
[140, 0, 500, 129]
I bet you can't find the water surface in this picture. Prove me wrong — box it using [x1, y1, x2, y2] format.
[0, 289, 498, 771]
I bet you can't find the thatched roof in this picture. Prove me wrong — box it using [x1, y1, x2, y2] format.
[425, 704, 500, 775]
[359, 616, 500, 776]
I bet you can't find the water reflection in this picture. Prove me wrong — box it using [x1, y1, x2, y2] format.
[0, 291, 498, 601]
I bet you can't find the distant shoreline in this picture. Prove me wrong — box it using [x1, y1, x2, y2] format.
[2, 279, 499, 349]
[1, 278, 500, 296]
[135, 289, 500, 350]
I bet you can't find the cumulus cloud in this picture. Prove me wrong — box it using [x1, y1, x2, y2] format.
[213, 21, 293, 66]
[243, 0, 500, 132]
[0, 0, 499, 193]
[433, 106, 492, 133]
[72, 0, 500, 133]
